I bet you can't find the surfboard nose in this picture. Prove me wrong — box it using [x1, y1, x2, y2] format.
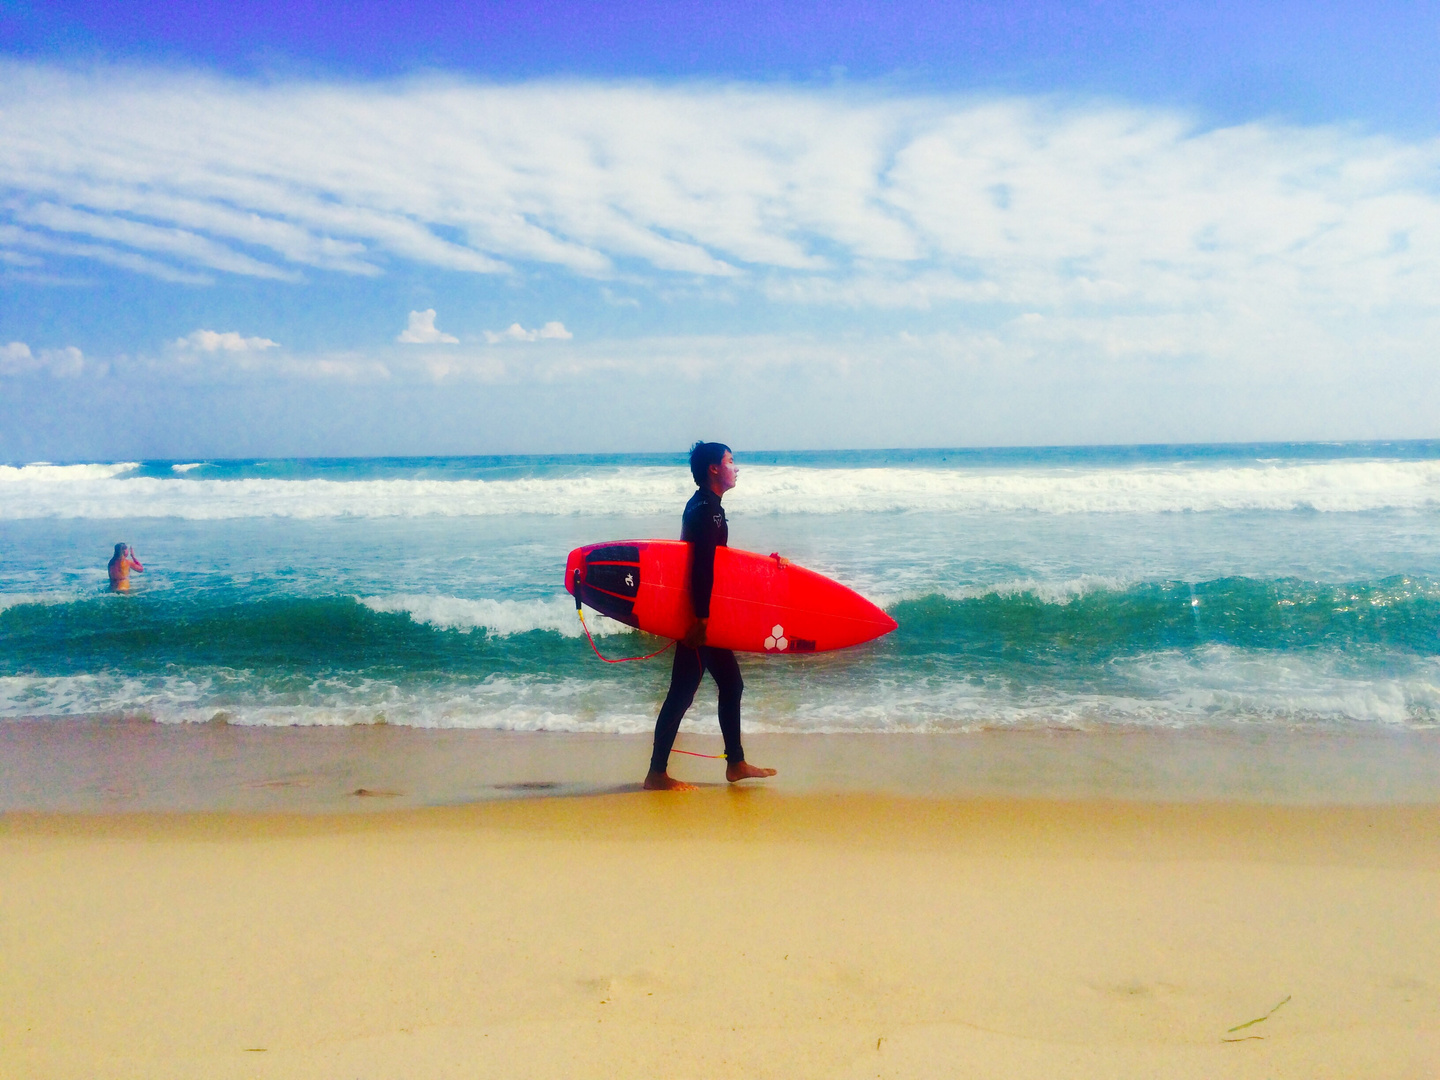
[857, 605, 898, 642]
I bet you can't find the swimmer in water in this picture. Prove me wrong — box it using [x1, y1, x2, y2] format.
[108, 543, 144, 592]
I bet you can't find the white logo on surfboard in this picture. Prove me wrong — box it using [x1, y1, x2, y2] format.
[764, 624, 788, 651]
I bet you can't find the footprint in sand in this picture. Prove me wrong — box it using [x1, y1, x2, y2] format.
[247, 777, 314, 789]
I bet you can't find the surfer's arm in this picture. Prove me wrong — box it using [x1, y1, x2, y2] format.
[682, 494, 722, 644]
[681, 617, 708, 648]
[682, 523, 717, 647]
[690, 538, 716, 619]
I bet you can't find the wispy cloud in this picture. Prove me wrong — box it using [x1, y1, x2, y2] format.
[17, 203, 300, 281]
[397, 309, 459, 344]
[0, 223, 213, 285]
[483, 321, 572, 344]
[3, 63, 1437, 326]
[175, 329, 280, 353]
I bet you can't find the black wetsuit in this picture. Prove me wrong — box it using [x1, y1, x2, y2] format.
[649, 487, 745, 773]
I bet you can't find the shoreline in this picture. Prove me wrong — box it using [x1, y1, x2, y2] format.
[4, 717, 1440, 813]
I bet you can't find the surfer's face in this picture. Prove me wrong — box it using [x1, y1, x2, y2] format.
[712, 451, 738, 494]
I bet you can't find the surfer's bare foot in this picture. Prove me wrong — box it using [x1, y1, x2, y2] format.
[726, 761, 777, 783]
[644, 770, 697, 791]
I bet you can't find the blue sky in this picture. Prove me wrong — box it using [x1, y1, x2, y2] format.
[2, 1, 1439, 458]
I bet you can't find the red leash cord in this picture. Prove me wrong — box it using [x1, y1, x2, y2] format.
[574, 607, 723, 759]
[575, 608, 676, 664]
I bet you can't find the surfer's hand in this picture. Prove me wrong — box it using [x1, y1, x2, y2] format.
[682, 618, 708, 648]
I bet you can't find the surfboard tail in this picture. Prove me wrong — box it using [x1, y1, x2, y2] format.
[565, 543, 645, 630]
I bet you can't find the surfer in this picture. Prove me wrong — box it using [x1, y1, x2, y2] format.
[107, 543, 144, 592]
[644, 442, 778, 791]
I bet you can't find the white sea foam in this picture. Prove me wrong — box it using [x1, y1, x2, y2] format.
[0, 465, 687, 519]
[5, 646, 1438, 731]
[0, 671, 660, 732]
[358, 593, 634, 637]
[0, 591, 83, 612]
[847, 576, 1133, 614]
[0, 462, 139, 484]
[944, 574, 1132, 606]
[3, 459, 1440, 520]
[170, 462, 205, 473]
[742, 644, 1440, 733]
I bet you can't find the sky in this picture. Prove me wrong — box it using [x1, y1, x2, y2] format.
[2, 1, 1439, 459]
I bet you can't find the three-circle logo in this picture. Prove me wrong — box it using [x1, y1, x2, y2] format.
[764, 624, 788, 651]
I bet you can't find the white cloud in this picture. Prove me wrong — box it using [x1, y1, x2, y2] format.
[483, 321, 573, 344]
[175, 329, 280, 353]
[600, 287, 640, 308]
[0, 341, 33, 373]
[6, 58, 1440, 435]
[0, 63, 1435, 326]
[16, 203, 300, 281]
[0, 341, 87, 377]
[1, 223, 213, 285]
[397, 309, 459, 344]
[43, 345, 85, 377]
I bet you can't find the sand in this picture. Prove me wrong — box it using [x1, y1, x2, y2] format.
[4, 789, 1438, 1079]
[7, 720, 1440, 811]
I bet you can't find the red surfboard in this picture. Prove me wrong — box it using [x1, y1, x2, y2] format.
[565, 541, 897, 653]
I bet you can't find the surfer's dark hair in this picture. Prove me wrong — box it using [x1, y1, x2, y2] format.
[113, 543, 127, 556]
[689, 441, 731, 487]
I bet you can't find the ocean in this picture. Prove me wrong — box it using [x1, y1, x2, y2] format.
[4, 443, 1440, 740]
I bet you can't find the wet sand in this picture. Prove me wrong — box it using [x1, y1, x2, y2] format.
[5, 718, 1440, 810]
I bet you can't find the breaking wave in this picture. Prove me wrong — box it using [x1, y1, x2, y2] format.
[5, 458, 1440, 519]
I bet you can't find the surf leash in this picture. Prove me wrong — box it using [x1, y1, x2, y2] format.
[575, 611, 716, 756]
[573, 566, 675, 664]
[575, 608, 676, 664]
[571, 572, 719, 756]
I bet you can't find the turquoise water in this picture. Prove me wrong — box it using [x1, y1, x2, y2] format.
[4, 443, 1440, 733]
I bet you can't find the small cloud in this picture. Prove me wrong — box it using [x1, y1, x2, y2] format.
[0, 341, 86, 377]
[1, 341, 34, 375]
[176, 329, 280, 352]
[601, 287, 640, 308]
[397, 309, 459, 344]
[43, 345, 85, 377]
[483, 321, 573, 344]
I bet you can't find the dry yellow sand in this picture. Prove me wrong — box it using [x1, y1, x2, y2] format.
[3, 791, 1438, 1079]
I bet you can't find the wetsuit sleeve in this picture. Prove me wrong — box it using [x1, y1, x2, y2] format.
[688, 508, 721, 619]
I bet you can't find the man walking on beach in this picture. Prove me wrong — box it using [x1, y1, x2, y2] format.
[644, 442, 778, 791]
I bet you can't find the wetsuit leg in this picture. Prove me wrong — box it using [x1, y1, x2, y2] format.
[700, 646, 745, 766]
[650, 645, 705, 774]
